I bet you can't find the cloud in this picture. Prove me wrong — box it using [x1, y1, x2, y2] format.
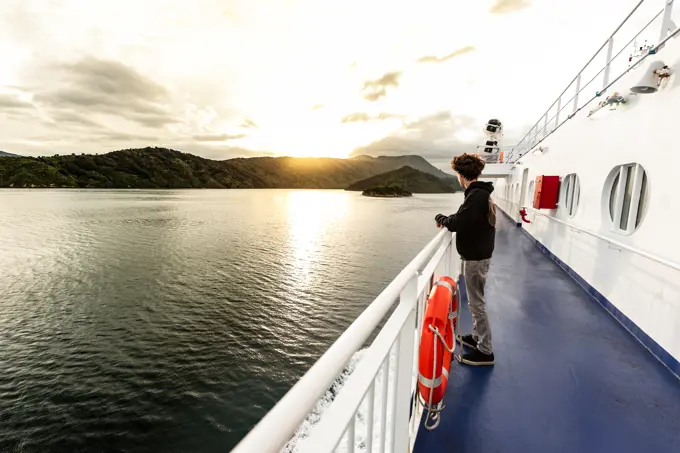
[403, 111, 460, 132]
[164, 143, 278, 161]
[31, 57, 178, 128]
[341, 112, 400, 123]
[351, 111, 485, 168]
[240, 119, 259, 129]
[417, 46, 476, 64]
[352, 110, 529, 168]
[192, 133, 247, 142]
[0, 57, 193, 156]
[57, 57, 167, 100]
[342, 112, 371, 123]
[127, 112, 180, 128]
[0, 92, 32, 109]
[89, 131, 158, 142]
[46, 110, 102, 129]
[361, 71, 402, 101]
[489, 0, 531, 14]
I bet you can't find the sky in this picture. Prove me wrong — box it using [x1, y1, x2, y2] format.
[0, 0, 668, 168]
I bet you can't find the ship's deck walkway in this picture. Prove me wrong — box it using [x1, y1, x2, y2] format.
[413, 214, 680, 453]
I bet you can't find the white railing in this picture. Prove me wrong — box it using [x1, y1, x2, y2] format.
[506, 0, 677, 163]
[231, 228, 461, 453]
[495, 197, 520, 220]
[526, 207, 680, 272]
[475, 146, 514, 164]
[479, 153, 504, 164]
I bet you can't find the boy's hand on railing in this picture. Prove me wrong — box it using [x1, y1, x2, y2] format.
[435, 214, 447, 228]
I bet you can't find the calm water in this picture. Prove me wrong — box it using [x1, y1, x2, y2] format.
[0, 189, 461, 453]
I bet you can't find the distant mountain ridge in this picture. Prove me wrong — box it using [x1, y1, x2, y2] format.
[350, 155, 452, 179]
[0, 151, 20, 157]
[346, 166, 459, 193]
[0, 147, 457, 189]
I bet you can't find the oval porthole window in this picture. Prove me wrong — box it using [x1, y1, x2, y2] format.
[603, 163, 648, 234]
[528, 180, 535, 201]
[562, 173, 580, 218]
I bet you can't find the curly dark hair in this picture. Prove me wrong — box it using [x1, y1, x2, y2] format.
[451, 153, 485, 180]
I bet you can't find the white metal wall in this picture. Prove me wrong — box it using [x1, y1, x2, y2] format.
[495, 17, 680, 363]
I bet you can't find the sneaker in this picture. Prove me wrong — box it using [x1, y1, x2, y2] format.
[457, 349, 495, 366]
[456, 334, 478, 349]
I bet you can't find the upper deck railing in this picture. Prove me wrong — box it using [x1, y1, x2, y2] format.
[505, 0, 677, 163]
[231, 229, 461, 453]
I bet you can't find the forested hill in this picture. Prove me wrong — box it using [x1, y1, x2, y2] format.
[346, 166, 459, 193]
[0, 147, 457, 189]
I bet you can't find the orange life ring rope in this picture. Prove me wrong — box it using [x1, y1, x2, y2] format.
[417, 276, 458, 430]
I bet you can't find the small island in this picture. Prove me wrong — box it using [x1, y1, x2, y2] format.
[361, 185, 413, 198]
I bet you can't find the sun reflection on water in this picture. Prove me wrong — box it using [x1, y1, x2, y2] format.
[285, 190, 350, 283]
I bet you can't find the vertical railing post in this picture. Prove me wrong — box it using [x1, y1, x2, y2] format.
[366, 383, 375, 453]
[573, 73, 581, 113]
[543, 114, 548, 138]
[448, 233, 457, 277]
[555, 96, 561, 129]
[534, 125, 538, 144]
[347, 416, 356, 453]
[534, 126, 538, 146]
[379, 359, 389, 453]
[660, 0, 675, 42]
[455, 258, 463, 342]
[603, 37, 614, 90]
[392, 274, 418, 452]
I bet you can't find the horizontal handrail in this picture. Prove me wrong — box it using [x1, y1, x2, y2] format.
[526, 207, 680, 272]
[230, 227, 451, 453]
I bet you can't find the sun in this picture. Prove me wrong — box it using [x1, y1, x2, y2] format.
[237, 127, 351, 158]
[236, 117, 401, 159]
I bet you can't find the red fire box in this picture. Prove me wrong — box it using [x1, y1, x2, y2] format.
[533, 176, 560, 209]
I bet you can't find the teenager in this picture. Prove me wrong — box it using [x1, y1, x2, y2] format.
[435, 153, 496, 366]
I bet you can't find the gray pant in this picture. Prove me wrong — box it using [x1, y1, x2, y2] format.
[464, 259, 493, 355]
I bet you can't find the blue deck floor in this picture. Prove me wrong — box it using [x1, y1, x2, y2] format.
[413, 214, 680, 453]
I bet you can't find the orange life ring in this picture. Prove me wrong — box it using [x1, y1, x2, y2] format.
[417, 276, 458, 407]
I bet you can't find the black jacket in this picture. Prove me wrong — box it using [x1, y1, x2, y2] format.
[440, 181, 496, 261]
